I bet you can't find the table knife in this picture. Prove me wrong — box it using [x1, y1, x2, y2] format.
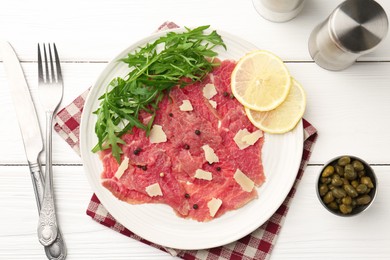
[0, 41, 67, 260]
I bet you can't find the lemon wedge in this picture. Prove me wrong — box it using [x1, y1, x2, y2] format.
[245, 78, 306, 134]
[231, 50, 291, 111]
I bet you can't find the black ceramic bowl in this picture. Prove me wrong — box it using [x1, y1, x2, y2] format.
[316, 155, 377, 217]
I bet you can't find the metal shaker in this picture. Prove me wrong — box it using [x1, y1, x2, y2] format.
[252, 0, 305, 22]
[308, 0, 388, 71]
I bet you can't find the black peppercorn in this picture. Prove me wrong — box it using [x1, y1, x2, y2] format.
[223, 91, 229, 97]
[216, 167, 221, 171]
[184, 144, 190, 150]
[193, 204, 199, 209]
[195, 129, 201, 135]
[141, 165, 147, 171]
[169, 113, 173, 117]
[133, 147, 142, 155]
[185, 193, 190, 199]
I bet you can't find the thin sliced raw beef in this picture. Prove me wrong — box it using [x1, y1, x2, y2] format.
[100, 60, 265, 222]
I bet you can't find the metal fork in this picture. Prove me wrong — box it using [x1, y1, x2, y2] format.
[37, 43, 64, 247]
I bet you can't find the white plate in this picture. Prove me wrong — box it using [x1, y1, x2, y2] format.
[80, 28, 304, 250]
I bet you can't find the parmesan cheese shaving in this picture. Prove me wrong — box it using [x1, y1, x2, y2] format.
[149, 125, 167, 144]
[207, 198, 222, 217]
[241, 130, 263, 145]
[114, 157, 129, 179]
[179, 99, 193, 111]
[208, 100, 217, 109]
[201, 144, 219, 164]
[233, 128, 263, 149]
[203, 83, 217, 99]
[194, 169, 213, 181]
[145, 183, 163, 197]
[233, 129, 251, 150]
[234, 169, 255, 192]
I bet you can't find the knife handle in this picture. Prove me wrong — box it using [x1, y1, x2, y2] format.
[29, 162, 67, 259]
[29, 162, 44, 211]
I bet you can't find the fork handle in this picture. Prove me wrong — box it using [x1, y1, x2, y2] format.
[29, 161, 67, 259]
[38, 112, 59, 246]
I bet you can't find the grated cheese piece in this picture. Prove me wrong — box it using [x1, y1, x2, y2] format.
[203, 83, 217, 99]
[241, 130, 263, 145]
[149, 125, 167, 144]
[233, 129, 251, 150]
[208, 100, 217, 109]
[234, 169, 255, 192]
[114, 157, 129, 179]
[233, 128, 263, 150]
[194, 169, 213, 181]
[179, 99, 193, 111]
[207, 198, 222, 217]
[145, 183, 163, 197]
[201, 144, 219, 164]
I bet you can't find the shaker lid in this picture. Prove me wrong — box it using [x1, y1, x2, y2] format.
[331, 0, 388, 53]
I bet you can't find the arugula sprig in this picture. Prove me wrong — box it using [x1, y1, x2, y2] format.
[92, 25, 226, 162]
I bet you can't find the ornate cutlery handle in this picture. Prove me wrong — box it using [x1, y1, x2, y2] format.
[44, 229, 67, 260]
[38, 112, 59, 246]
[29, 161, 67, 259]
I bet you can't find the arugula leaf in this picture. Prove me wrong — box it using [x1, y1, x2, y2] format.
[92, 25, 226, 162]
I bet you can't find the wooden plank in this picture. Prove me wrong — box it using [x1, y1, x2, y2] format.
[0, 0, 388, 62]
[273, 165, 390, 259]
[0, 165, 174, 259]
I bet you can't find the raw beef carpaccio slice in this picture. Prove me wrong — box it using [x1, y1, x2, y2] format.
[100, 60, 265, 222]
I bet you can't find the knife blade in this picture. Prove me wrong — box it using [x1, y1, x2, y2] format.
[0, 41, 66, 260]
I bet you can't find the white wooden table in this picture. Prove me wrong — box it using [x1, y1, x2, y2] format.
[1, 0, 390, 259]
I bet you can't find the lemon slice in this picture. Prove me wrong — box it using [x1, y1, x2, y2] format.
[231, 50, 291, 111]
[245, 78, 306, 134]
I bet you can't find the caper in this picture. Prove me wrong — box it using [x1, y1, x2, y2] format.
[344, 164, 357, 180]
[319, 184, 328, 196]
[320, 177, 331, 184]
[358, 170, 366, 178]
[323, 191, 334, 204]
[351, 180, 359, 188]
[344, 184, 358, 198]
[341, 178, 350, 185]
[331, 175, 343, 186]
[352, 198, 357, 208]
[339, 204, 353, 214]
[352, 160, 365, 171]
[356, 195, 372, 205]
[322, 165, 335, 177]
[338, 156, 351, 166]
[342, 196, 352, 205]
[332, 188, 347, 199]
[328, 184, 336, 190]
[335, 165, 345, 176]
[328, 201, 338, 211]
[356, 184, 368, 194]
[361, 176, 374, 188]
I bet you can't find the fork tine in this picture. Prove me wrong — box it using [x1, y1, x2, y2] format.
[37, 44, 44, 83]
[43, 44, 50, 83]
[53, 43, 62, 82]
[48, 44, 55, 83]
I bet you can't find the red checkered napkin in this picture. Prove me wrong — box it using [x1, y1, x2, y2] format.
[54, 22, 318, 260]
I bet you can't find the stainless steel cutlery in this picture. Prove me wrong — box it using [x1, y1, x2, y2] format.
[0, 41, 66, 259]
